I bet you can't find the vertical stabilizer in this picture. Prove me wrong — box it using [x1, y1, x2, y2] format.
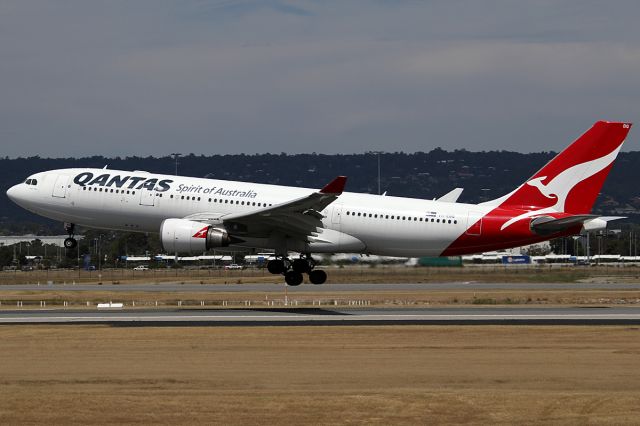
[484, 121, 631, 214]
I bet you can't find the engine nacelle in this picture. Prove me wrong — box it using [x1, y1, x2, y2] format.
[160, 218, 230, 253]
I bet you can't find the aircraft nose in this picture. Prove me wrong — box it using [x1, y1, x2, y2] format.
[6, 185, 17, 201]
[6, 184, 22, 203]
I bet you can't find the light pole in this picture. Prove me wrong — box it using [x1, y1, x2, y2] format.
[171, 153, 181, 176]
[378, 152, 381, 195]
[371, 151, 382, 195]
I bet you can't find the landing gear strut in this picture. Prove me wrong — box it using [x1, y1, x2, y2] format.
[267, 254, 327, 286]
[63, 222, 77, 250]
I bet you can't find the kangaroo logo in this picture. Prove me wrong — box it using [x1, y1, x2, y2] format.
[500, 145, 623, 230]
[192, 226, 209, 239]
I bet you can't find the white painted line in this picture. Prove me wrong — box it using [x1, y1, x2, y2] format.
[1, 313, 640, 323]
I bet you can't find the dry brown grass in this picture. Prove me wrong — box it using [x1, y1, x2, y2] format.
[1, 287, 640, 309]
[0, 325, 639, 425]
[3, 264, 640, 286]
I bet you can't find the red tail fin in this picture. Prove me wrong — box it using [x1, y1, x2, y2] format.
[485, 121, 632, 214]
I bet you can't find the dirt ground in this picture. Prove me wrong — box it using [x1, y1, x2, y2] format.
[0, 325, 639, 425]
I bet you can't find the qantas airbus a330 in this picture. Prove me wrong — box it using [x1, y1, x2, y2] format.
[6, 121, 632, 285]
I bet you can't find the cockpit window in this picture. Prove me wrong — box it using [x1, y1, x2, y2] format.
[24, 179, 38, 186]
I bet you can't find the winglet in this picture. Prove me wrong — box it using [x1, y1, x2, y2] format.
[437, 187, 464, 203]
[320, 176, 347, 194]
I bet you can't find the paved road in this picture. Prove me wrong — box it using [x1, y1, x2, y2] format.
[1, 306, 640, 325]
[1, 282, 640, 292]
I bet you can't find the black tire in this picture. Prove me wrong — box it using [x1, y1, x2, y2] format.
[308, 269, 327, 285]
[284, 270, 303, 286]
[64, 237, 77, 249]
[292, 258, 311, 273]
[267, 259, 285, 274]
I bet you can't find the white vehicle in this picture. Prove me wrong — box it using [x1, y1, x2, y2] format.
[224, 264, 243, 270]
[133, 265, 149, 271]
[6, 121, 631, 286]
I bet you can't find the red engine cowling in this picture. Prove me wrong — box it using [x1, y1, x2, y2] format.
[160, 218, 230, 253]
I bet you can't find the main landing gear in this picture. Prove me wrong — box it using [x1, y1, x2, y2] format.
[63, 222, 78, 250]
[267, 254, 327, 286]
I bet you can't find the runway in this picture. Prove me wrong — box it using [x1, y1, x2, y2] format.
[2, 281, 640, 292]
[1, 306, 640, 325]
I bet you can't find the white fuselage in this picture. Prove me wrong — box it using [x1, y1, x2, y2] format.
[7, 168, 491, 257]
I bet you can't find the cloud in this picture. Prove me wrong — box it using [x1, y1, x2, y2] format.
[1, 0, 640, 157]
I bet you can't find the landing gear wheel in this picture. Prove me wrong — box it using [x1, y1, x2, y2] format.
[308, 269, 327, 285]
[64, 237, 77, 249]
[284, 271, 303, 286]
[292, 258, 311, 274]
[267, 259, 286, 274]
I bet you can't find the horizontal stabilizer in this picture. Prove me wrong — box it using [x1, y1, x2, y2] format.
[530, 215, 627, 235]
[530, 214, 597, 235]
[436, 188, 463, 203]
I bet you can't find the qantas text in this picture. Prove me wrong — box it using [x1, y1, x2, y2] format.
[73, 172, 173, 192]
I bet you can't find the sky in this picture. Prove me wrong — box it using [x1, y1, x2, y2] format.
[2, 0, 640, 157]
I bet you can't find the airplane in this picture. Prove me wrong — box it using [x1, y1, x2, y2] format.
[6, 120, 632, 286]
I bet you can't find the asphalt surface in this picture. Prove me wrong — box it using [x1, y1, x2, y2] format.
[1, 306, 640, 326]
[2, 282, 640, 292]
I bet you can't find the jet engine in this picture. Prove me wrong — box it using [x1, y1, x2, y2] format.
[160, 218, 230, 253]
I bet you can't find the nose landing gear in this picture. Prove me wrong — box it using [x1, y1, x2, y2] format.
[267, 254, 327, 286]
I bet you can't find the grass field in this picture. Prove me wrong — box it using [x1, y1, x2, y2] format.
[0, 325, 639, 425]
[2, 265, 640, 309]
[3, 264, 640, 286]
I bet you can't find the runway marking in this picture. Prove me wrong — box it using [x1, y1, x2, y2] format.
[2, 313, 640, 323]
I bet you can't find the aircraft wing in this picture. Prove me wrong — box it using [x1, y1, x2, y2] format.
[436, 188, 463, 203]
[195, 176, 347, 239]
